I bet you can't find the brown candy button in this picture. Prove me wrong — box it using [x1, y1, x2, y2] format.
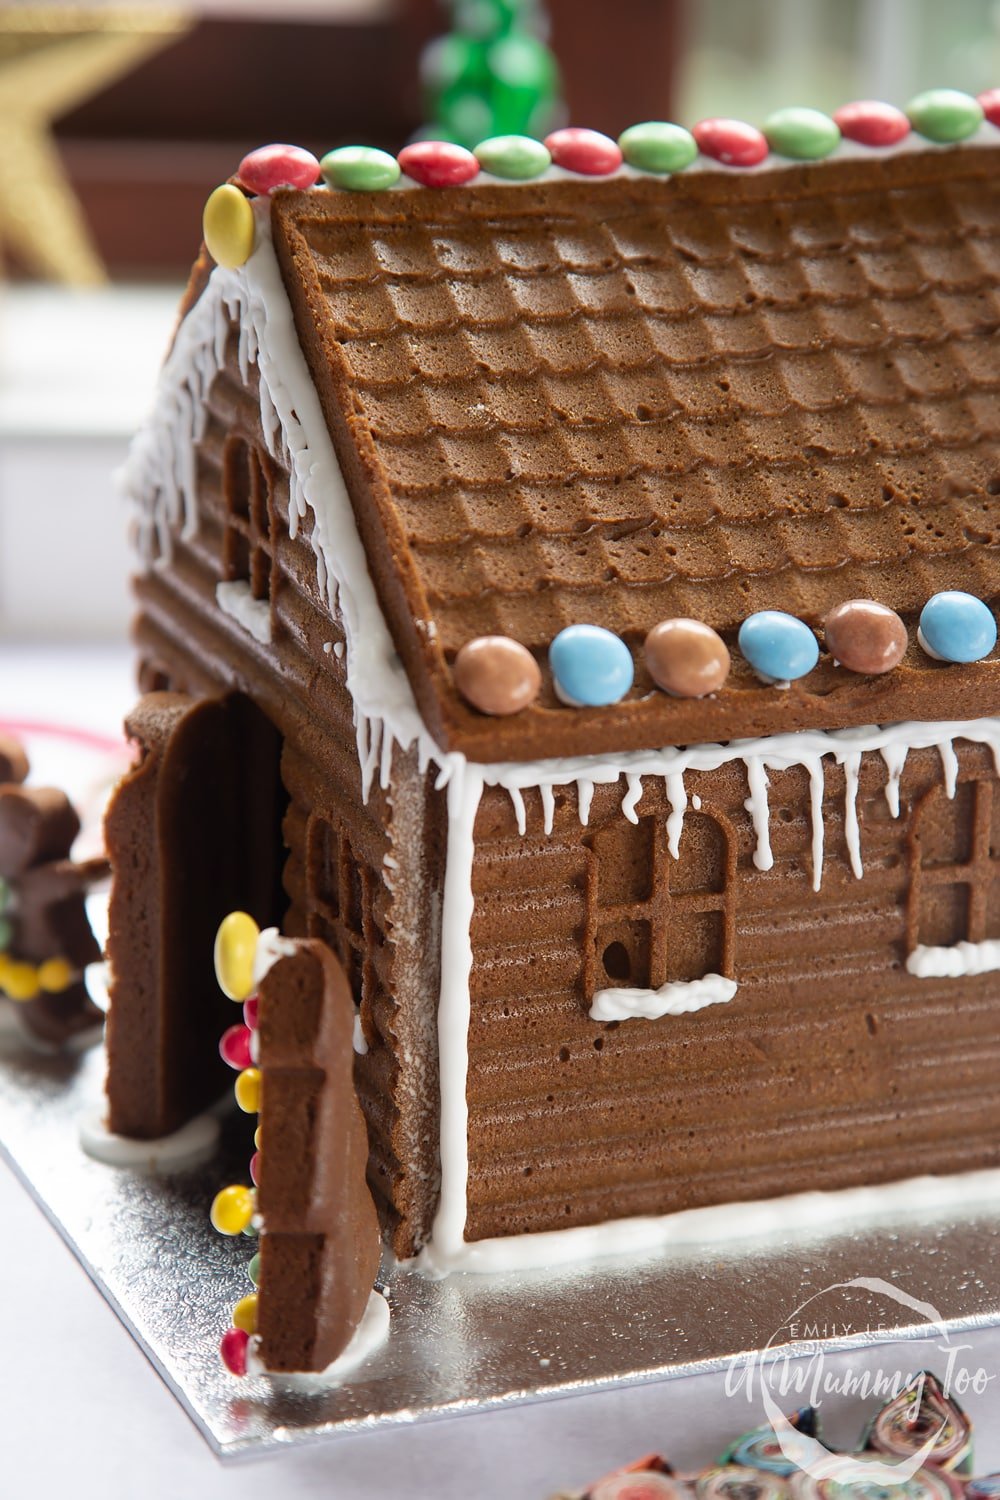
[643, 619, 730, 698]
[454, 636, 542, 716]
[824, 599, 907, 674]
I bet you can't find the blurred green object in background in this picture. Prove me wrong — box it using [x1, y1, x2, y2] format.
[422, 0, 561, 147]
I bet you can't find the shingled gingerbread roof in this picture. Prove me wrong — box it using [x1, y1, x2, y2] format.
[267, 141, 1000, 762]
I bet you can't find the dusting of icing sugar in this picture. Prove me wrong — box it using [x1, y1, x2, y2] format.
[590, 973, 737, 1023]
[122, 203, 437, 799]
[906, 939, 1000, 979]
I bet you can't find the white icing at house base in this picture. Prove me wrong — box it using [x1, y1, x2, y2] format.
[418, 1165, 1000, 1277]
[249, 1289, 390, 1383]
[215, 580, 272, 645]
[79, 1108, 219, 1171]
[906, 939, 1000, 979]
[590, 973, 737, 1023]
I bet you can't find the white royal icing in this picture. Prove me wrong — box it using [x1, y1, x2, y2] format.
[590, 973, 737, 1023]
[906, 939, 1000, 979]
[215, 580, 272, 645]
[80, 1108, 220, 1171]
[122, 204, 435, 800]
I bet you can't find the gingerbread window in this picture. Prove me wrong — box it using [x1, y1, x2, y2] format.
[586, 805, 737, 998]
[907, 779, 1000, 955]
[223, 433, 274, 601]
[305, 811, 371, 1012]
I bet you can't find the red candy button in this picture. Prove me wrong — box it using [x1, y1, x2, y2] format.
[692, 117, 768, 167]
[237, 144, 320, 195]
[220, 1326, 249, 1376]
[397, 141, 479, 188]
[834, 99, 910, 147]
[219, 1023, 253, 1071]
[249, 1150, 260, 1185]
[544, 127, 622, 175]
[979, 88, 1000, 127]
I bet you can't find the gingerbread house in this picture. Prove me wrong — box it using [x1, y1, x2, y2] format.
[109, 97, 1000, 1273]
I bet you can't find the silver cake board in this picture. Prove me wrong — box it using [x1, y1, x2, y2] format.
[4, 1028, 1000, 1458]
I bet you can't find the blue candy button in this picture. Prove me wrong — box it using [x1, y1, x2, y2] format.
[918, 591, 997, 663]
[738, 610, 819, 684]
[549, 624, 634, 707]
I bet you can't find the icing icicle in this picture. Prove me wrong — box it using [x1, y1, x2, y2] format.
[122, 203, 437, 796]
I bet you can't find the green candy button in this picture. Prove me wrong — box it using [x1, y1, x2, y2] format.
[618, 121, 697, 173]
[907, 88, 984, 143]
[320, 145, 401, 192]
[474, 134, 551, 179]
[763, 106, 840, 160]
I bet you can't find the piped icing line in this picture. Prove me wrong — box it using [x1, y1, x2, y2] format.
[590, 973, 737, 1023]
[123, 203, 439, 797]
[430, 765, 483, 1259]
[421, 1161, 1000, 1277]
[906, 939, 1000, 979]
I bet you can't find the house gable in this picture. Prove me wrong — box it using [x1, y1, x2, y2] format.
[270, 144, 1000, 762]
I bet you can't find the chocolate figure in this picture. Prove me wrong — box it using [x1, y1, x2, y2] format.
[0, 738, 107, 1046]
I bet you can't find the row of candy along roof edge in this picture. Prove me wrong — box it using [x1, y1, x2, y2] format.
[201, 88, 1000, 276]
[451, 592, 999, 717]
[238, 88, 999, 197]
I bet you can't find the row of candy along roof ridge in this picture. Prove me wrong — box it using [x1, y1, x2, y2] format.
[452, 592, 999, 719]
[202, 87, 1000, 268]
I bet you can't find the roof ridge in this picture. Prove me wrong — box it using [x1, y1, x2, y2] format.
[227, 89, 1000, 210]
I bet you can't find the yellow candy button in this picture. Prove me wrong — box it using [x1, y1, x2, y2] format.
[203, 183, 255, 269]
[254, 1125, 262, 1150]
[214, 911, 260, 1000]
[232, 1293, 259, 1335]
[235, 1066, 261, 1114]
[3, 961, 40, 1002]
[210, 1184, 255, 1236]
[38, 957, 73, 993]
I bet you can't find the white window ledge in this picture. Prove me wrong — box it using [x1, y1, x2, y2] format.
[906, 941, 1000, 979]
[590, 974, 737, 1023]
[216, 581, 272, 645]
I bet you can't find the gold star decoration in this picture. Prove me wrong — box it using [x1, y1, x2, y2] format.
[0, 6, 192, 284]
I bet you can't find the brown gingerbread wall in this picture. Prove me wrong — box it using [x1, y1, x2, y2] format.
[133, 336, 443, 1255]
[463, 742, 1000, 1240]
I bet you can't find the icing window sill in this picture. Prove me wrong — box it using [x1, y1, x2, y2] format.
[590, 973, 737, 1023]
[905, 940, 1000, 979]
[216, 580, 272, 646]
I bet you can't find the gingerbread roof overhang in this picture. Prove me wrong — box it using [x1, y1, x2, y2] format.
[266, 138, 1000, 763]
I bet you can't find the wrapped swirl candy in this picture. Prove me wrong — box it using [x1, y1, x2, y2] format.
[696, 1468, 791, 1500]
[865, 1373, 972, 1474]
[719, 1412, 824, 1477]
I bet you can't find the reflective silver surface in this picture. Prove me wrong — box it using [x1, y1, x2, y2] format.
[3, 1029, 1000, 1458]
